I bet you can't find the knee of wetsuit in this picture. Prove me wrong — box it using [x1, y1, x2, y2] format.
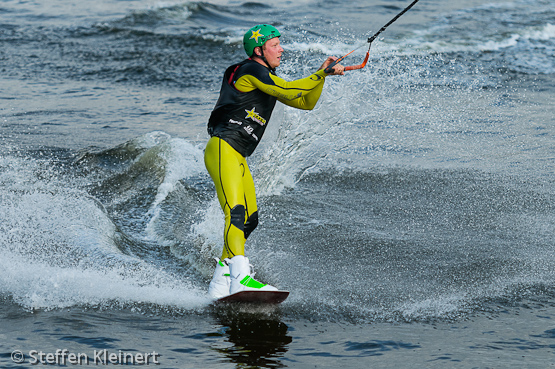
[244, 211, 259, 239]
[230, 205, 245, 231]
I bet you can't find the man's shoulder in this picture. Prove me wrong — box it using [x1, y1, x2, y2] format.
[236, 59, 270, 77]
[234, 59, 277, 87]
[223, 59, 268, 81]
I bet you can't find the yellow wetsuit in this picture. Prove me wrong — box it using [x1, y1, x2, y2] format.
[205, 58, 327, 260]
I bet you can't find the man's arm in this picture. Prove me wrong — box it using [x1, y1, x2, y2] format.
[235, 70, 328, 110]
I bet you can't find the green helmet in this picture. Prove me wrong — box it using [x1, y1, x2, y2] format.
[243, 24, 281, 57]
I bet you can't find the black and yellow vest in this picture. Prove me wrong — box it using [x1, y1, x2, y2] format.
[208, 59, 278, 157]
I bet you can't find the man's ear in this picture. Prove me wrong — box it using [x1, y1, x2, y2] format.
[254, 46, 263, 57]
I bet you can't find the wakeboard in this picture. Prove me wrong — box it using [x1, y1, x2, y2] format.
[215, 290, 289, 304]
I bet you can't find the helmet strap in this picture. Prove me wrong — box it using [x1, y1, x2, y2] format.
[254, 46, 275, 72]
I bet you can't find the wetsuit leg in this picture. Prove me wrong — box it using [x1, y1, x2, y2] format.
[204, 137, 258, 260]
[241, 156, 259, 239]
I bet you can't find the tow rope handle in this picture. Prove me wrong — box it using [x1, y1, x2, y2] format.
[323, 0, 419, 74]
[324, 48, 370, 74]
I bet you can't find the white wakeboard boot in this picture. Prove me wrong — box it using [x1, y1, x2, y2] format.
[227, 255, 278, 295]
[208, 258, 230, 299]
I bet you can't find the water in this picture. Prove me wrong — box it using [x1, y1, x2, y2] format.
[1, 0, 555, 367]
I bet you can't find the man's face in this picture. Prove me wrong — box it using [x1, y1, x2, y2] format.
[261, 37, 283, 69]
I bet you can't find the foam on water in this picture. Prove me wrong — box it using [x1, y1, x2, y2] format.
[144, 137, 205, 244]
[1, 250, 209, 311]
[412, 22, 555, 54]
[0, 153, 209, 311]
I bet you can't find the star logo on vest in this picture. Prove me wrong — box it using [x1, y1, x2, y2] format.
[249, 29, 263, 43]
[245, 107, 267, 125]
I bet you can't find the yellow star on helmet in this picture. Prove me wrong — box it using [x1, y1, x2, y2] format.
[249, 29, 263, 43]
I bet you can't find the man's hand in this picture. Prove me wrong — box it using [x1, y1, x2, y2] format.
[319, 56, 345, 75]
